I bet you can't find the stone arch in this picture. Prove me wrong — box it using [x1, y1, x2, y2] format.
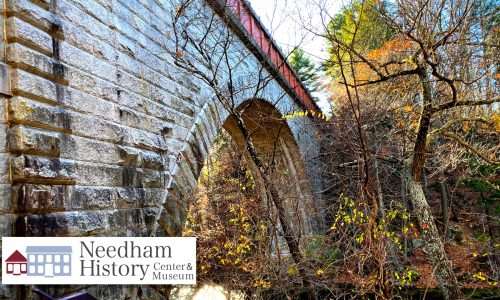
[153, 98, 321, 238]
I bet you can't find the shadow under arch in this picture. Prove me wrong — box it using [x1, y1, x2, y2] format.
[222, 99, 319, 237]
[154, 98, 322, 238]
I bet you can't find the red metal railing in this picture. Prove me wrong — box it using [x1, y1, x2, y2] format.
[226, 0, 318, 112]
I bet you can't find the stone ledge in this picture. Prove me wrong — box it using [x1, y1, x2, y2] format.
[0, 63, 11, 96]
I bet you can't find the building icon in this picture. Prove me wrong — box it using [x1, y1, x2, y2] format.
[26, 246, 72, 277]
[5, 250, 28, 275]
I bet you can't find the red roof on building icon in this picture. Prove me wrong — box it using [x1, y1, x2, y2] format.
[5, 250, 27, 263]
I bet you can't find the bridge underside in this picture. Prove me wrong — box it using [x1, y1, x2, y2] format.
[157, 99, 321, 239]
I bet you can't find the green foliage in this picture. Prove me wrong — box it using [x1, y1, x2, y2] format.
[303, 235, 340, 275]
[289, 48, 321, 93]
[459, 164, 500, 206]
[394, 268, 419, 286]
[324, 0, 395, 76]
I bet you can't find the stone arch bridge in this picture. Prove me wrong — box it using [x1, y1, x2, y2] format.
[0, 0, 325, 298]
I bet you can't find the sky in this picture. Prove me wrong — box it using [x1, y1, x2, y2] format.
[247, 0, 344, 63]
[247, 0, 344, 113]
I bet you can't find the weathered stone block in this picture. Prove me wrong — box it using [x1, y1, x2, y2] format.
[135, 149, 165, 170]
[0, 6, 3, 61]
[9, 96, 71, 131]
[6, 44, 64, 82]
[116, 0, 167, 33]
[63, 23, 115, 63]
[193, 126, 210, 157]
[120, 167, 149, 188]
[6, 17, 53, 55]
[75, 162, 166, 188]
[0, 63, 11, 96]
[0, 124, 7, 153]
[11, 154, 76, 182]
[115, 187, 166, 208]
[111, 15, 149, 50]
[6, 0, 57, 31]
[117, 106, 177, 138]
[75, 162, 123, 187]
[143, 207, 159, 225]
[74, 211, 108, 235]
[121, 127, 169, 152]
[107, 208, 145, 230]
[0, 184, 12, 213]
[10, 69, 59, 102]
[13, 184, 72, 211]
[158, 199, 185, 237]
[0, 284, 14, 299]
[62, 86, 117, 120]
[9, 125, 61, 156]
[174, 161, 197, 197]
[56, 0, 114, 43]
[117, 88, 192, 128]
[59, 134, 166, 170]
[60, 41, 117, 84]
[15, 211, 108, 236]
[165, 192, 187, 223]
[182, 140, 205, 177]
[0, 154, 9, 183]
[141, 168, 166, 188]
[163, 138, 183, 155]
[60, 134, 117, 165]
[69, 186, 114, 209]
[0, 97, 6, 125]
[66, 112, 169, 152]
[64, 65, 117, 103]
[0, 215, 13, 237]
[15, 212, 69, 236]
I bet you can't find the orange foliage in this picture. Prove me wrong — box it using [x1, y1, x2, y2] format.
[356, 38, 415, 82]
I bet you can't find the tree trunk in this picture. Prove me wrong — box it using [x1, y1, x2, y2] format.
[439, 177, 450, 240]
[267, 177, 317, 300]
[406, 169, 462, 300]
[407, 67, 462, 299]
[374, 158, 386, 218]
[374, 159, 400, 268]
[423, 169, 432, 200]
[232, 114, 317, 300]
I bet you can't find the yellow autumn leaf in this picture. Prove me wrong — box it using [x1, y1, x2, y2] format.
[287, 264, 299, 275]
[316, 269, 324, 276]
[473, 272, 487, 281]
[462, 122, 470, 132]
[404, 105, 413, 112]
[492, 114, 500, 132]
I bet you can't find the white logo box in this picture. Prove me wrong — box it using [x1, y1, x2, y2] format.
[2, 237, 196, 285]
